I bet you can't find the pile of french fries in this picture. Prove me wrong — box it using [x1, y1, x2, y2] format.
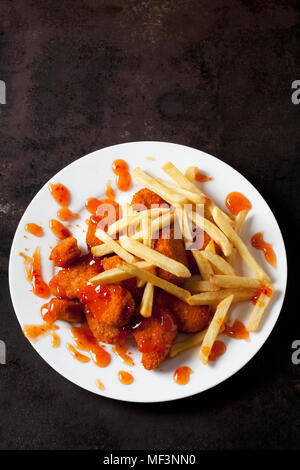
[89, 162, 274, 365]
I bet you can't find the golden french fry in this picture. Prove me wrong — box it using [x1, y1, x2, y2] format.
[212, 207, 270, 283]
[119, 235, 191, 278]
[247, 284, 274, 332]
[201, 251, 236, 275]
[175, 205, 194, 243]
[182, 279, 219, 293]
[91, 244, 113, 257]
[140, 282, 154, 318]
[141, 216, 152, 248]
[169, 329, 207, 358]
[189, 211, 232, 257]
[188, 288, 256, 305]
[89, 261, 153, 285]
[199, 294, 234, 364]
[157, 178, 206, 204]
[108, 207, 170, 236]
[94, 228, 137, 264]
[162, 162, 204, 196]
[191, 250, 214, 280]
[205, 239, 216, 254]
[227, 209, 249, 266]
[118, 262, 191, 302]
[132, 167, 187, 205]
[210, 275, 261, 289]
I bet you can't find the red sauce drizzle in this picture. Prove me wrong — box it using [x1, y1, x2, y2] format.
[67, 343, 90, 362]
[223, 320, 249, 340]
[96, 379, 105, 390]
[69, 324, 111, 368]
[173, 366, 193, 385]
[85, 198, 102, 215]
[25, 223, 43, 237]
[51, 332, 60, 348]
[112, 344, 134, 366]
[251, 232, 277, 268]
[118, 370, 133, 385]
[208, 340, 226, 361]
[252, 285, 273, 305]
[22, 322, 58, 340]
[112, 159, 131, 191]
[225, 192, 251, 216]
[49, 219, 71, 240]
[49, 183, 70, 207]
[195, 170, 213, 183]
[21, 248, 50, 298]
[105, 180, 115, 201]
[57, 207, 78, 221]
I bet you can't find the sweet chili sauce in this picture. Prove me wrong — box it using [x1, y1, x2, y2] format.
[105, 180, 115, 201]
[21, 248, 50, 298]
[96, 379, 105, 391]
[223, 320, 249, 341]
[22, 322, 58, 340]
[112, 159, 131, 191]
[208, 340, 226, 362]
[49, 183, 70, 207]
[49, 219, 71, 240]
[25, 223, 43, 237]
[57, 207, 78, 222]
[69, 324, 111, 368]
[195, 170, 213, 183]
[51, 332, 60, 348]
[251, 232, 277, 268]
[225, 192, 251, 216]
[173, 366, 193, 385]
[112, 344, 134, 366]
[85, 198, 102, 215]
[251, 284, 273, 305]
[118, 370, 133, 385]
[67, 343, 90, 363]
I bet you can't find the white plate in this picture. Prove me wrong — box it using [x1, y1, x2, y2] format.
[9, 142, 287, 402]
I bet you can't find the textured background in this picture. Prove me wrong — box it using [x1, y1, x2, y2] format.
[0, 0, 299, 450]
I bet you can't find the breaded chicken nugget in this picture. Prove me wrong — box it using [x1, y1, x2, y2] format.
[134, 306, 178, 370]
[80, 283, 135, 327]
[131, 188, 168, 211]
[42, 298, 84, 324]
[85, 306, 124, 344]
[101, 255, 144, 302]
[49, 254, 102, 299]
[49, 237, 81, 267]
[86, 199, 120, 249]
[154, 228, 188, 285]
[156, 291, 213, 333]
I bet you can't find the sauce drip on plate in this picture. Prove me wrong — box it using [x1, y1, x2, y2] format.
[25, 223, 43, 237]
[223, 320, 249, 340]
[208, 340, 226, 362]
[225, 192, 251, 216]
[85, 198, 102, 215]
[49, 183, 70, 207]
[252, 285, 273, 305]
[22, 322, 58, 340]
[96, 379, 105, 390]
[105, 180, 115, 200]
[67, 343, 90, 362]
[49, 219, 71, 240]
[118, 370, 133, 385]
[20, 248, 50, 298]
[57, 207, 78, 222]
[69, 324, 111, 368]
[195, 170, 213, 183]
[251, 232, 277, 268]
[112, 344, 134, 366]
[51, 332, 60, 348]
[112, 159, 131, 191]
[173, 366, 193, 385]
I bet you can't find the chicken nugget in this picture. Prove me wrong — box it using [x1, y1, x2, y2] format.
[42, 298, 84, 323]
[85, 306, 124, 344]
[86, 199, 120, 249]
[134, 306, 178, 370]
[154, 228, 188, 285]
[49, 254, 102, 299]
[101, 255, 144, 302]
[49, 237, 81, 268]
[131, 188, 168, 211]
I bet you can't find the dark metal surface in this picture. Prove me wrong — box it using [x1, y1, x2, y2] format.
[0, 0, 299, 450]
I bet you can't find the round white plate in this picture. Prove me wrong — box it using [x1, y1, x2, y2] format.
[9, 142, 287, 402]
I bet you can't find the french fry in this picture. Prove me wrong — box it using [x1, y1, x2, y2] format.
[210, 275, 261, 289]
[119, 235, 191, 278]
[188, 288, 256, 305]
[189, 211, 232, 257]
[182, 279, 219, 293]
[227, 209, 249, 266]
[94, 228, 137, 264]
[169, 329, 207, 358]
[212, 207, 270, 283]
[132, 167, 187, 205]
[162, 162, 204, 196]
[118, 262, 191, 302]
[175, 205, 194, 243]
[247, 284, 274, 332]
[89, 261, 153, 285]
[200, 251, 236, 275]
[191, 250, 214, 280]
[156, 177, 206, 204]
[140, 282, 154, 318]
[91, 244, 113, 257]
[141, 216, 152, 248]
[205, 239, 216, 254]
[108, 207, 170, 237]
[199, 294, 234, 364]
